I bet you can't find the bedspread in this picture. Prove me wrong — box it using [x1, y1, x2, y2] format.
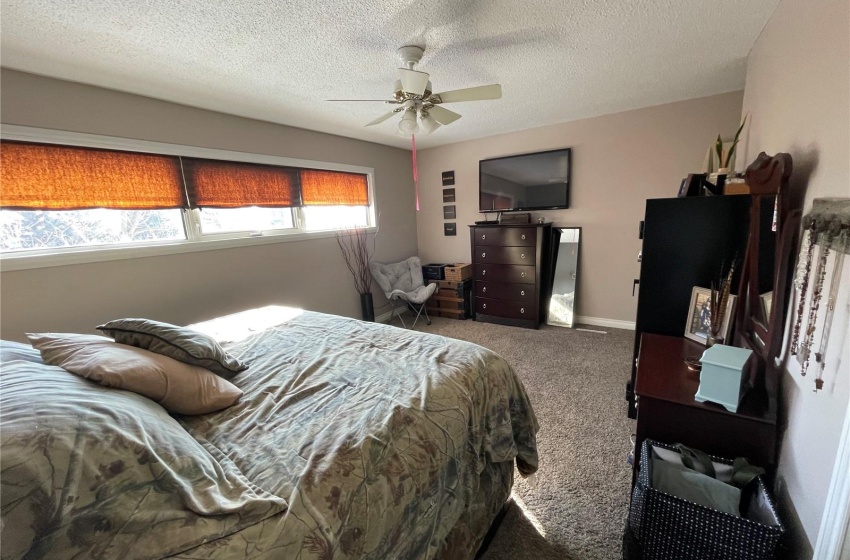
[0, 308, 538, 560]
[175, 308, 538, 559]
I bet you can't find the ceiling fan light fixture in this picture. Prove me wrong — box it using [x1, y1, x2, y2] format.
[419, 112, 441, 135]
[398, 108, 419, 135]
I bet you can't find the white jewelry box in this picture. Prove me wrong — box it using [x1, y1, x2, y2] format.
[695, 344, 753, 413]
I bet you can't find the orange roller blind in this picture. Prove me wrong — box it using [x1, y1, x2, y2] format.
[0, 141, 186, 210]
[300, 169, 369, 206]
[182, 158, 300, 208]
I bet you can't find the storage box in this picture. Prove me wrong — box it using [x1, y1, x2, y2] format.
[427, 279, 472, 299]
[444, 263, 472, 282]
[422, 263, 449, 281]
[625, 440, 784, 560]
[695, 344, 753, 413]
[425, 279, 472, 319]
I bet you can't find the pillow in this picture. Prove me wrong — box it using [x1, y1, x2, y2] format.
[0, 359, 285, 559]
[97, 318, 247, 379]
[0, 340, 43, 364]
[27, 333, 242, 415]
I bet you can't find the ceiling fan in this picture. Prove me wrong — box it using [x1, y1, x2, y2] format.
[329, 45, 502, 136]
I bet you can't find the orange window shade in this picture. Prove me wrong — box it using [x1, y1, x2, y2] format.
[300, 169, 369, 206]
[182, 158, 299, 208]
[0, 141, 185, 210]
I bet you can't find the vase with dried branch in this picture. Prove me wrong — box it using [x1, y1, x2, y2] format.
[707, 260, 737, 347]
[336, 226, 377, 321]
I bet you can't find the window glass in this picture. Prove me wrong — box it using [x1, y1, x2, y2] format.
[301, 206, 370, 231]
[196, 207, 295, 235]
[0, 209, 185, 252]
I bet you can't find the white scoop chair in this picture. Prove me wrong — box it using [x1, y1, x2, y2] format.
[369, 257, 437, 329]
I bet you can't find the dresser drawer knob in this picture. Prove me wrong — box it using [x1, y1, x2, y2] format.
[482, 269, 486, 276]
[520, 308, 525, 314]
[521, 253, 526, 259]
[482, 252, 486, 258]
[521, 234, 526, 240]
[520, 290, 525, 296]
[520, 272, 526, 278]
[482, 287, 487, 293]
[482, 303, 487, 309]
[481, 234, 486, 240]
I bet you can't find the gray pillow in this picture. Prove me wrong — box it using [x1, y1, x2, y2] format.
[97, 318, 247, 379]
[0, 340, 44, 364]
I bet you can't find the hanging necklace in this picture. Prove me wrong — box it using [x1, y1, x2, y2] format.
[814, 225, 848, 391]
[800, 232, 830, 376]
[790, 222, 818, 357]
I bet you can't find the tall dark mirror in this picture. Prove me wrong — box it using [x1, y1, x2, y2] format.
[547, 227, 581, 328]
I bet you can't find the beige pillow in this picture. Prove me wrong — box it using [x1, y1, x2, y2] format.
[27, 333, 242, 415]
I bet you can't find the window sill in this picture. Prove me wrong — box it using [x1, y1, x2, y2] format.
[0, 227, 378, 272]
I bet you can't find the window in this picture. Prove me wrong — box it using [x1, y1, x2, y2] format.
[301, 205, 370, 231]
[196, 207, 295, 235]
[0, 130, 375, 267]
[0, 209, 186, 252]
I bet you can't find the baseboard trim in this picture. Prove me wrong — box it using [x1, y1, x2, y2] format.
[575, 316, 636, 331]
[376, 307, 405, 323]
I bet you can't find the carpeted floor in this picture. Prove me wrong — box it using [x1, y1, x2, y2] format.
[415, 317, 635, 560]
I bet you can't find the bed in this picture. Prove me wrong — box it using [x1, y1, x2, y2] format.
[0, 306, 539, 560]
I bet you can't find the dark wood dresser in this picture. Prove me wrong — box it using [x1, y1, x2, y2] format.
[634, 333, 777, 471]
[469, 223, 553, 329]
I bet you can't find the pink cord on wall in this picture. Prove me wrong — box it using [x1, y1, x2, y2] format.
[411, 134, 419, 211]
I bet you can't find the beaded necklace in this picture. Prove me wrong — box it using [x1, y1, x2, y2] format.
[800, 236, 830, 376]
[790, 222, 818, 360]
[813, 225, 848, 391]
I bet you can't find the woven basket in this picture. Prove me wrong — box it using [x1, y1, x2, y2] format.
[444, 263, 472, 282]
[624, 440, 784, 560]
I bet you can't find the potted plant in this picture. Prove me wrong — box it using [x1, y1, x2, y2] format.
[336, 226, 377, 321]
[714, 115, 748, 174]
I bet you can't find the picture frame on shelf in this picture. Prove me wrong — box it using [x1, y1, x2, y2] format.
[684, 286, 737, 344]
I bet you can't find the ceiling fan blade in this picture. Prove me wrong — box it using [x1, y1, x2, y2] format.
[398, 68, 430, 96]
[365, 111, 399, 127]
[433, 84, 502, 103]
[428, 105, 462, 125]
[327, 99, 399, 102]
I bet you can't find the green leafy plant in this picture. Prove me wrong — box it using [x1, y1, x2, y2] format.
[714, 114, 748, 169]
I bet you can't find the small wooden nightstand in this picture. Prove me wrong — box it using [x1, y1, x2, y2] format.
[633, 333, 778, 472]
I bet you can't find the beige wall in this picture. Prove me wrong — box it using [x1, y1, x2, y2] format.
[740, 0, 850, 556]
[415, 91, 744, 324]
[0, 69, 416, 340]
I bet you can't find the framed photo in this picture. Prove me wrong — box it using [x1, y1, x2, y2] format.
[443, 205, 456, 219]
[442, 188, 455, 203]
[441, 171, 455, 186]
[684, 286, 737, 344]
[444, 223, 456, 236]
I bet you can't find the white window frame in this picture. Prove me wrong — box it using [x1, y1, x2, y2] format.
[0, 125, 376, 272]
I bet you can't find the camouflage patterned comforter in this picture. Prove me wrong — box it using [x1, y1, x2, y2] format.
[1, 307, 539, 559]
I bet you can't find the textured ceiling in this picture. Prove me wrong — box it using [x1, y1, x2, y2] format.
[0, 0, 778, 150]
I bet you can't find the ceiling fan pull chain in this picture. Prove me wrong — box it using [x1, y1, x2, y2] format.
[412, 134, 419, 212]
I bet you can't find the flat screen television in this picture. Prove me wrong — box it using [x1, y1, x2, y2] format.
[479, 148, 571, 212]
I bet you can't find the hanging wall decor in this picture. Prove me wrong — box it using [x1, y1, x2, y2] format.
[789, 198, 850, 391]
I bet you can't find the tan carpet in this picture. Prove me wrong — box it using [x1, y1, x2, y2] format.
[415, 317, 635, 560]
